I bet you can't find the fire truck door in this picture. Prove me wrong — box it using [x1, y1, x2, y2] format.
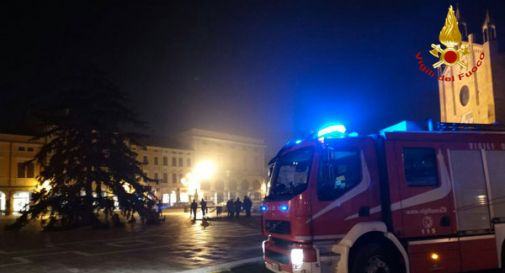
[392, 143, 456, 238]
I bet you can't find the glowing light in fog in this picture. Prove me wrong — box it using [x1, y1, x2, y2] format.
[317, 124, 347, 137]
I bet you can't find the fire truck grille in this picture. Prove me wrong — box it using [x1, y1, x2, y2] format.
[265, 250, 290, 264]
[271, 237, 292, 248]
[265, 220, 291, 234]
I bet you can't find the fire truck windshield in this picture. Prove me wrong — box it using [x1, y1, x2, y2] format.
[266, 147, 313, 200]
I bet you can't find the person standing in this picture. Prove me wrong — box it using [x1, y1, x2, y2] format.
[200, 198, 207, 218]
[226, 199, 234, 218]
[243, 196, 252, 217]
[234, 197, 242, 218]
[190, 199, 198, 221]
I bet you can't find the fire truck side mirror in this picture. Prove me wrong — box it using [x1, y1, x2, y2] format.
[440, 215, 451, 227]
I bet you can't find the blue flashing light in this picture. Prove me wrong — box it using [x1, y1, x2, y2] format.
[260, 204, 268, 213]
[295, 139, 303, 144]
[348, 132, 359, 137]
[279, 204, 289, 212]
[317, 124, 347, 137]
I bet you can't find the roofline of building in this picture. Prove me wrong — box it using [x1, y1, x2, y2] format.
[0, 133, 45, 144]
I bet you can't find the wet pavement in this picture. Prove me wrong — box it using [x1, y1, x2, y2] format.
[0, 210, 265, 273]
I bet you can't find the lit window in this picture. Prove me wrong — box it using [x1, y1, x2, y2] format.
[13, 192, 30, 212]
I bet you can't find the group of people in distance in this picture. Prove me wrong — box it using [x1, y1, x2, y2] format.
[190, 198, 208, 221]
[189, 196, 253, 220]
[226, 196, 252, 218]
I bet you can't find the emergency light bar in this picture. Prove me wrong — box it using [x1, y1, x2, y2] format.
[317, 124, 346, 137]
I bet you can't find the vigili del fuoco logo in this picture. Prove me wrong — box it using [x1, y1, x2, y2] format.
[416, 5, 485, 81]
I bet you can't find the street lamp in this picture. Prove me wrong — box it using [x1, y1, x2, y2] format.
[182, 160, 217, 202]
[194, 160, 216, 181]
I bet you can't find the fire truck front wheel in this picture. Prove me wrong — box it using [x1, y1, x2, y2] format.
[349, 243, 404, 273]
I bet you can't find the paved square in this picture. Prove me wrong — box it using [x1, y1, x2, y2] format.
[0, 210, 265, 273]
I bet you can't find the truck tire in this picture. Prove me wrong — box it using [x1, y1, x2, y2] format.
[349, 243, 404, 273]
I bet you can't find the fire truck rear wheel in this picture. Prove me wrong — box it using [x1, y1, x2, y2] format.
[349, 243, 404, 273]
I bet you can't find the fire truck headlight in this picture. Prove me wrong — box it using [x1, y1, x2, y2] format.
[260, 204, 268, 212]
[291, 249, 304, 267]
[279, 204, 289, 212]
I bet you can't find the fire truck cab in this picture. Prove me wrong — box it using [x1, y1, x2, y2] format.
[261, 121, 505, 273]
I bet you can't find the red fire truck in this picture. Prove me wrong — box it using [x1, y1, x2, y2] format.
[261, 121, 505, 273]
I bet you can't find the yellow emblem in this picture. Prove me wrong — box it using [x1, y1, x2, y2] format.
[430, 5, 468, 69]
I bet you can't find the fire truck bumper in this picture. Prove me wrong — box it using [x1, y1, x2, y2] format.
[264, 258, 319, 273]
[263, 239, 342, 273]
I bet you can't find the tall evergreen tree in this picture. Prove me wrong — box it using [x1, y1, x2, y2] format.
[11, 72, 159, 229]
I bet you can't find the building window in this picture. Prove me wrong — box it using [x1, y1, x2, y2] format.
[172, 173, 177, 184]
[172, 157, 177, 166]
[403, 148, 438, 187]
[143, 156, 148, 165]
[27, 147, 34, 152]
[187, 158, 191, 167]
[179, 158, 183, 167]
[17, 162, 35, 178]
[154, 173, 159, 183]
[163, 173, 168, 183]
[154, 157, 159, 165]
[460, 85, 470, 107]
[18, 146, 25, 151]
[163, 156, 168, 166]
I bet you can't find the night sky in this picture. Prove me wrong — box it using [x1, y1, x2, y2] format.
[2, 0, 505, 156]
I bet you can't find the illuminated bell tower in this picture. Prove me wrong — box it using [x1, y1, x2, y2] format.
[438, 9, 505, 124]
